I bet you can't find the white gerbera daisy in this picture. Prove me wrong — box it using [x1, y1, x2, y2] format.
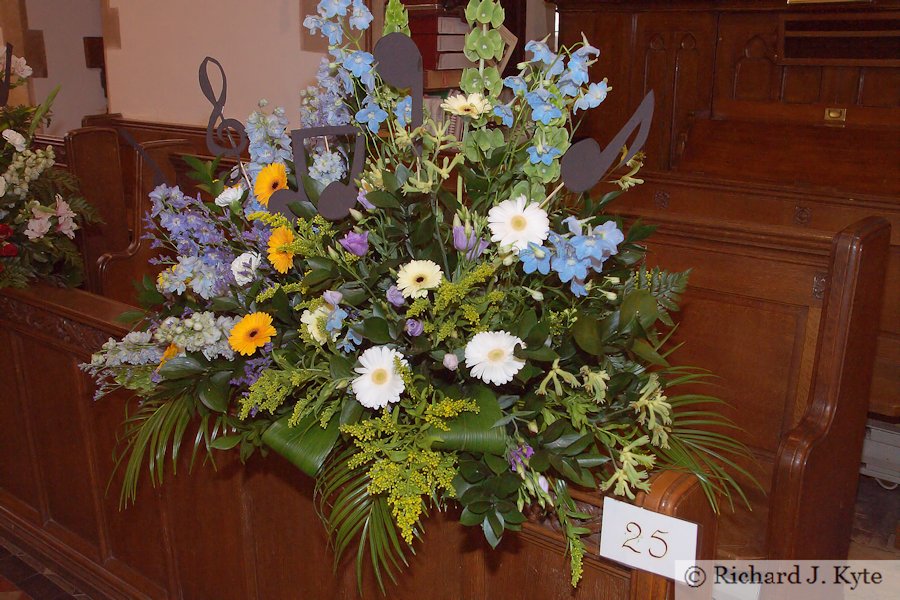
[300, 305, 331, 345]
[352, 346, 407, 409]
[396, 260, 443, 299]
[487, 196, 550, 252]
[465, 331, 526, 386]
[441, 93, 492, 118]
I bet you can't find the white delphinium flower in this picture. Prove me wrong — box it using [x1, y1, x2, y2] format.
[11, 56, 32, 78]
[230, 252, 261, 286]
[352, 346, 407, 409]
[214, 185, 244, 207]
[487, 196, 550, 252]
[3, 129, 27, 152]
[396, 259, 443, 299]
[465, 331, 526, 386]
[441, 93, 492, 118]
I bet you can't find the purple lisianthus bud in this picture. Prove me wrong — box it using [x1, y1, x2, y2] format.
[452, 225, 489, 260]
[357, 189, 375, 210]
[508, 444, 535, 470]
[405, 319, 424, 337]
[442, 353, 459, 371]
[323, 290, 343, 307]
[386, 285, 405, 307]
[339, 230, 369, 256]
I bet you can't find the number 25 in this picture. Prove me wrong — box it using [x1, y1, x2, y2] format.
[621, 522, 669, 558]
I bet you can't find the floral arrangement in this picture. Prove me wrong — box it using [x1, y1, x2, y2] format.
[0, 50, 97, 288]
[83, 0, 745, 590]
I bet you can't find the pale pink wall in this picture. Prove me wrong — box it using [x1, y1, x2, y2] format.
[105, 0, 324, 128]
[26, 0, 108, 136]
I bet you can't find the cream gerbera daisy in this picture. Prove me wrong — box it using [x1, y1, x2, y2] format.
[396, 260, 443, 299]
[487, 195, 550, 252]
[441, 93, 492, 118]
[465, 331, 526, 386]
[300, 305, 331, 345]
[352, 346, 407, 410]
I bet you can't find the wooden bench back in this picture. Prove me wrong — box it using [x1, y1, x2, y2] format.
[638, 214, 890, 559]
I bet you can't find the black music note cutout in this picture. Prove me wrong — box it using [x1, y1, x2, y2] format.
[267, 125, 366, 222]
[199, 57, 249, 159]
[374, 33, 424, 155]
[0, 43, 15, 107]
[560, 90, 655, 193]
[118, 129, 168, 188]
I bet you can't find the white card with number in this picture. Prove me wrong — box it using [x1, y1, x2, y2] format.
[598, 496, 698, 579]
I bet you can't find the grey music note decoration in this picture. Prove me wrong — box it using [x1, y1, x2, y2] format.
[561, 90, 655, 193]
[118, 129, 169, 188]
[0, 43, 14, 107]
[267, 125, 366, 222]
[373, 33, 424, 156]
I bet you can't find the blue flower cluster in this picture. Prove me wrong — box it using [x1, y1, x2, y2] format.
[519, 219, 624, 297]
[147, 185, 235, 299]
[299, 55, 352, 129]
[245, 105, 292, 182]
[303, 0, 372, 45]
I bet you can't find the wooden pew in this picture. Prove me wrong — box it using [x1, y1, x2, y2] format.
[635, 215, 890, 560]
[65, 126, 190, 304]
[0, 284, 715, 600]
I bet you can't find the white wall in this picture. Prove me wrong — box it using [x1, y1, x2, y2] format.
[104, 0, 324, 128]
[25, 0, 107, 135]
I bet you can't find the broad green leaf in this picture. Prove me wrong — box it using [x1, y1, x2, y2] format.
[263, 411, 340, 477]
[209, 434, 242, 450]
[362, 317, 392, 344]
[573, 311, 604, 355]
[158, 356, 206, 379]
[365, 190, 401, 209]
[428, 385, 508, 454]
[198, 371, 233, 412]
[620, 289, 659, 329]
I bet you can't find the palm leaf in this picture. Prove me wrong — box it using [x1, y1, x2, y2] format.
[315, 443, 415, 595]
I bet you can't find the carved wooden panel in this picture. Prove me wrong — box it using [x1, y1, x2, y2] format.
[714, 12, 900, 126]
[631, 13, 717, 169]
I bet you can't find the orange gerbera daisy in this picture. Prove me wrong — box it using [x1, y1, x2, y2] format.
[228, 312, 276, 356]
[253, 162, 288, 206]
[267, 226, 295, 274]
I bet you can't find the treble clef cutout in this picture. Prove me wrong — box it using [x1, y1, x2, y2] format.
[199, 56, 249, 159]
[267, 125, 366, 222]
[374, 33, 424, 156]
[1, 43, 15, 107]
[561, 90, 655, 193]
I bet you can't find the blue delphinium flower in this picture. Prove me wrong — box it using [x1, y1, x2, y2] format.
[321, 21, 343, 45]
[551, 241, 590, 283]
[570, 278, 588, 297]
[355, 100, 388, 133]
[503, 75, 527, 95]
[566, 54, 590, 86]
[518, 243, 551, 275]
[303, 15, 325, 36]
[574, 80, 610, 113]
[493, 103, 513, 127]
[527, 144, 561, 166]
[525, 40, 556, 65]
[326, 306, 348, 335]
[309, 149, 347, 186]
[561, 216, 584, 236]
[592, 220, 624, 253]
[344, 51, 374, 78]
[394, 95, 412, 127]
[525, 89, 562, 125]
[557, 74, 580, 98]
[318, 0, 351, 19]
[338, 328, 362, 354]
[349, 0, 373, 30]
